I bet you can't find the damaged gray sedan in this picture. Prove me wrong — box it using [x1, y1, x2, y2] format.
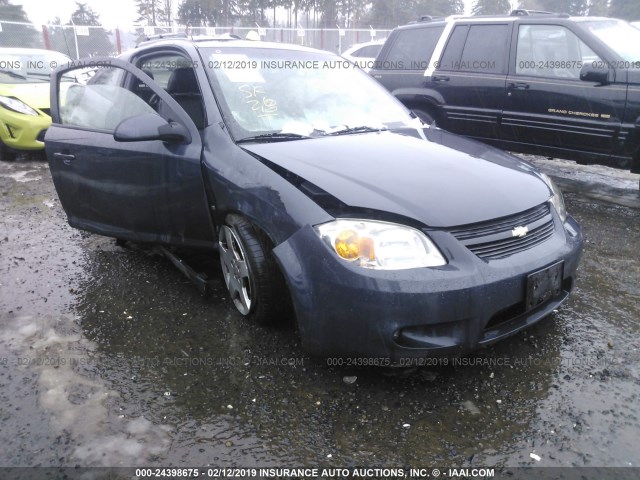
[45, 37, 583, 360]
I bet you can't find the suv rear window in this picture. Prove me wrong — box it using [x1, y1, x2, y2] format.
[382, 26, 444, 70]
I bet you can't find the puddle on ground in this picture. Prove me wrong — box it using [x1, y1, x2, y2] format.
[1, 156, 639, 467]
[0, 313, 172, 466]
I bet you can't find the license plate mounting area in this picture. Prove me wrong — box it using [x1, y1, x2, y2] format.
[526, 261, 564, 311]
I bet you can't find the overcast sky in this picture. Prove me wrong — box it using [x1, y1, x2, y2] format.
[18, 0, 480, 28]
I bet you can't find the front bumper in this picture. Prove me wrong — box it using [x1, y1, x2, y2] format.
[0, 107, 51, 151]
[273, 213, 583, 361]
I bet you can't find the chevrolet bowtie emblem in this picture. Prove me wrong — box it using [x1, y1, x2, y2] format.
[512, 226, 529, 238]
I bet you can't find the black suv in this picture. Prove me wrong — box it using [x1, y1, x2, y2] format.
[370, 10, 640, 175]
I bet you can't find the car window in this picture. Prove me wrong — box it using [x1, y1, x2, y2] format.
[356, 45, 382, 58]
[383, 26, 444, 70]
[515, 24, 600, 79]
[438, 25, 468, 71]
[139, 55, 195, 89]
[437, 24, 509, 74]
[139, 54, 206, 130]
[457, 24, 509, 74]
[89, 65, 125, 85]
[60, 65, 157, 131]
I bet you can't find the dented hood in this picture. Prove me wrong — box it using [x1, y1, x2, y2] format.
[241, 127, 552, 228]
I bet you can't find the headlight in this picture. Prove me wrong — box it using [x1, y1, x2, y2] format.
[541, 173, 567, 223]
[315, 219, 447, 270]
[0, 96, 39, 116]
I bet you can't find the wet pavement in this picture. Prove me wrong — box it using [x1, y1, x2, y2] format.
[0, 155, 639, 470]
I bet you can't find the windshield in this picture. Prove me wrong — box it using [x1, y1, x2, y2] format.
[201, 47, 415, 141]
[0, 51, 72, 83]
[583, 19, 640, 62]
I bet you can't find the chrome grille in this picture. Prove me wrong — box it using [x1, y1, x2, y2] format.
[449, 203, 555, 260]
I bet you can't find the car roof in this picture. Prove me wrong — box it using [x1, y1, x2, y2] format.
[346, 40, 385, 48]
[342, 40, 385, 55]
[568, 16, 625, 23]
[122, 38, 341, 65]
[394, 11, 627, 31]
[193, 39, 325, 53]
[133, 36, 329, 55]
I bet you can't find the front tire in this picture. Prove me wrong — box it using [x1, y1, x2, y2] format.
[218, 214, 283, 325]
[0, 141, 17, 161]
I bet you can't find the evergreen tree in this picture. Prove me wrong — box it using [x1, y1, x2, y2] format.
[177, 0, 236, 26]
[610, 0, 640, 20]
[586, 0, 608, 16]
[137, 0, 161, 25]
[69, 2, 114, 56]
[425, 0, 464, 16]
[0, 0, 40, 48]
[340, 0, 370, 27]
[365, 0, 463, 29]
[177, 0, 216, 26]
[136, 0, 173, 26]
[236, 0, 272, 25]
[47, 17, 77, 57]
[472, 0, 511, 15]
[163, 0, 174, 25]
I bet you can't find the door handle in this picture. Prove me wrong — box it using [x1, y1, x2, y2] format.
[432, 75, 450, 82]
[53, 152, 75, 165]
[508, 82, 530, 90]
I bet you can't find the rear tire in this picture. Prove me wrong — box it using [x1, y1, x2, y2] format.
[218, 214, 285, 325]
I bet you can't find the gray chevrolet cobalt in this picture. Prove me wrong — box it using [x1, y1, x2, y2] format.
[45, 37, 583, 362]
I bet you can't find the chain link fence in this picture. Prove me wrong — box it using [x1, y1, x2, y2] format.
[0, 20, 392, 59]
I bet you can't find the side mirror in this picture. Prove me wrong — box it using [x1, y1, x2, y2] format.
[113, 113, 191, 144]
[579, 64, 609, 84]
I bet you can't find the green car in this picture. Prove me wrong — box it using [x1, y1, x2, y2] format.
[0, 48, 72, 161]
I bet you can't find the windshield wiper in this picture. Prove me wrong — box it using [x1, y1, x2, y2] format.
[0, 69, 27, 80]
[325, 126, 387, 136]
[23, 71, 51, 82]
[237, 132, 311, 143]
[24, 70, 76, 82]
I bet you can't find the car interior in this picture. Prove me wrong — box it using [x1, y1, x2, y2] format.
[163, 67, 206, 130]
